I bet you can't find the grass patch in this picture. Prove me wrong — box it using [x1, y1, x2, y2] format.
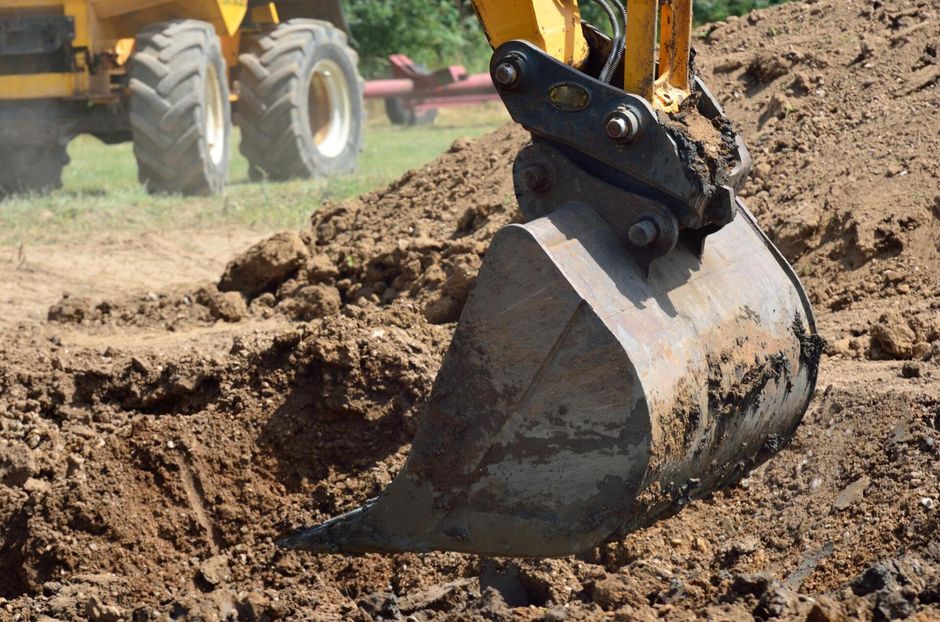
[0, 104, 508, 247]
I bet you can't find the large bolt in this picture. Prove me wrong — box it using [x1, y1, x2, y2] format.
[605, 108, 642, 143]
[494, 62, 519, 88]
[628, 219, 659, 247]
[520, 164, 550, 193]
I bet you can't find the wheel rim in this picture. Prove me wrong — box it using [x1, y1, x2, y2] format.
[308, 59, 352, 159]
[205, 64, 226, 166]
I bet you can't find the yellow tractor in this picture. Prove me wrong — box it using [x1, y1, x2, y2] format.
[0, 0, 363, 196]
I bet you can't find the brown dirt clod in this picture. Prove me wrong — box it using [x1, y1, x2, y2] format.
[219, 231, 310, 297]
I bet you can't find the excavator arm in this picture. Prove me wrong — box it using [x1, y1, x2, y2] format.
[472, 0, 693, 110]
[471, 0, 590, 69]
[280, 0, 822, 558]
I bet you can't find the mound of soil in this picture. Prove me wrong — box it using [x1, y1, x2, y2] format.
[210, 0, 940, 366]
[697, 0, 940, 361]
[216, 128, 523, 328]
[2, 0, 940, 619]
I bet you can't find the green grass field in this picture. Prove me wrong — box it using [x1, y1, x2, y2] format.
[0, 104, 509, 247]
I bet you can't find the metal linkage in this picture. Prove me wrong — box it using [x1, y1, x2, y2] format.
[513, 142, 681, 275]
[490, 40, 751, 269]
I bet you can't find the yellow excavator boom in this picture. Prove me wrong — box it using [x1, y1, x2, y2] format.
[472, 0, 693, 111]
[471, 0, 590, 69]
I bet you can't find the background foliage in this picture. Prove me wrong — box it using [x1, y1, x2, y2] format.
[343, 0, 490, 77]
[692, 0, 789, 23]
[342, 0, 790, 78]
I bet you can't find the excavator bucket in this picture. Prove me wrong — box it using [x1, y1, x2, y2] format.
[281, 4, 823, 557]
[281, 199, 820, 557]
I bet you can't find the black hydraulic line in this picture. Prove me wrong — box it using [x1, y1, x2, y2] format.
[588, 0, 626, 84]
[606, 0, 627, 83]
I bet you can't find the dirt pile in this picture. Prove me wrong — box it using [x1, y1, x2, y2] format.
[696, 0, 940, 361]
[2, 321, 939, 620]
[2, 0, 940, 619]
[214, 127, 524, 327]
[42, 127, 525, 335]
[211, 0, 940, 365]
[0, 304, 450, 619]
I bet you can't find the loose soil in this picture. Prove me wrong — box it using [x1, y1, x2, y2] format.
[2, 0, 939, 619]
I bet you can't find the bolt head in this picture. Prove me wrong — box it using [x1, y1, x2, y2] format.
[494, 62, 519, 87]
[605, 109, 642, 142]
[606, 117, 628, 139]
[521, 164, 550, 193]
[628, 219, 659, 247]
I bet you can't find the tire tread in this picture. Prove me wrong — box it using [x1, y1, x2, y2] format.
[235, 19, 363, 181]
[129, 19, 230, 195]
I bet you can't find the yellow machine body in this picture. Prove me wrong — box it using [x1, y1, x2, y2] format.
[0, 0, 359, 198]
[0, 0, 280, 101]
[472, 0, 590, 69]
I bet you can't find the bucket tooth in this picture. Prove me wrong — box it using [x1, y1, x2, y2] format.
[283, 201, 820, 557]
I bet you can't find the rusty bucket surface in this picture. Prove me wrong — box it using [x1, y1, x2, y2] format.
[281, 200, 820, 557]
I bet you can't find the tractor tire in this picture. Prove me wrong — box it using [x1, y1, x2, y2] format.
[235, 19, 364, 181]
[384, 96, 438, 127]
[0, 143, 68, 199]
[128, 20, 231, 196]
[0, 101, 68, 199]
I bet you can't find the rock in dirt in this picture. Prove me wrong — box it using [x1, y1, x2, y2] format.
[22, 476, 51, 494]
[870, 313, 918, 360]
[747, 52, 792, 82]
[762, 92, 794, 123]
[441, 255, 482, 303]
[275, 284, 341, 321]
[398, 579, 473, 613]
[304, 254, 340, 284]
[219, 231, 309, 297]
[357, 591, 400, 619]
[0, 440, 36, 487]
[805, 597, 846, 622]
[728, 573, 776, 598]
[236, 591, 285, 621]
[47, 294, 92, 323]
[590, 572, 646, 610]
[84, 595, 125, 622]
[196, 286, 248, 323]
[725, 573, 809, 619]
[196, 555, 231, 589]
[423, 294, 462, 324]
[833, 476, 871, 511]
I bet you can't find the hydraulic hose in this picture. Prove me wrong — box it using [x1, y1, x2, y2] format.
[589, 0, 626, 83]
[607, 0, 627, 83]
